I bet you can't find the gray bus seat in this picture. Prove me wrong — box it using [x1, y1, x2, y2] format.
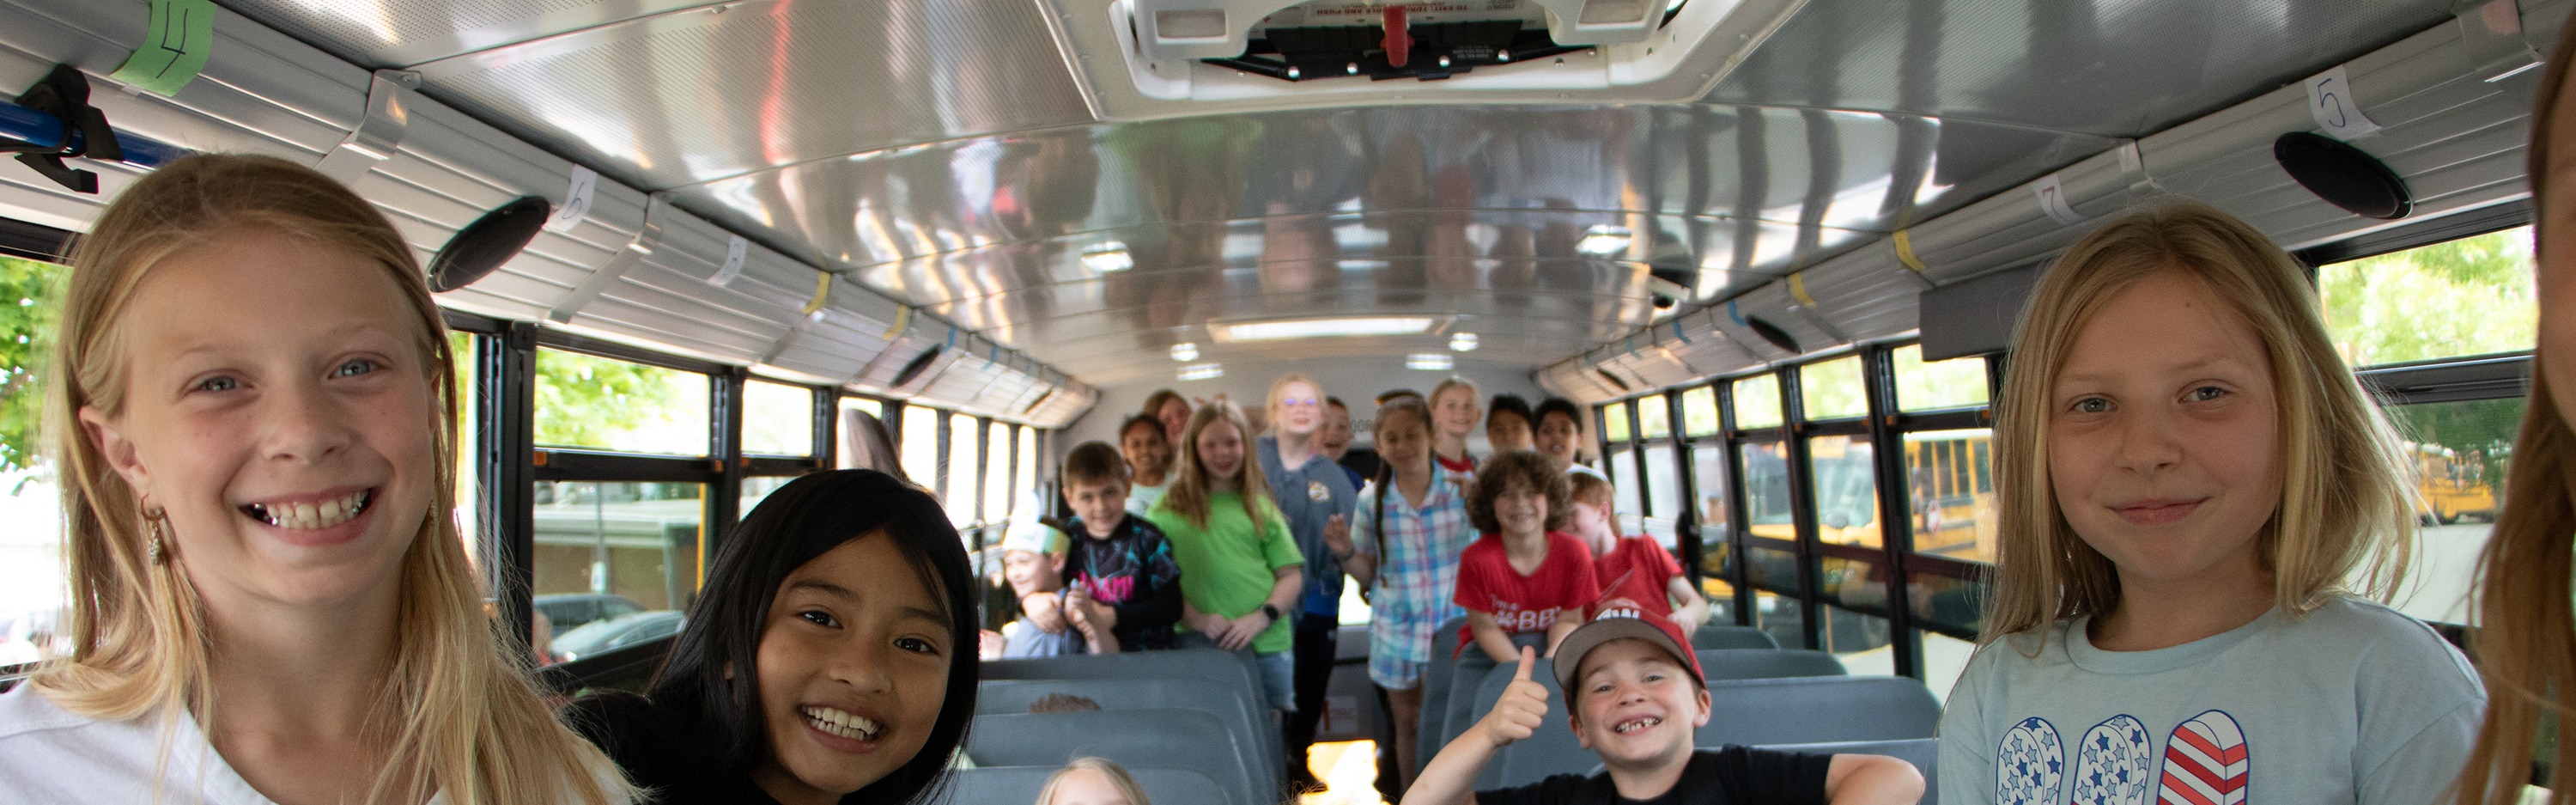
[1414, 613, 1470, 773]
[1756, 739, 1940, 805]
[981, 649, 1261, 704]
[948, 765, 1236, 805]
[1692, 625, 1783, 650]
[967, 709, 1272, 805]
[1698, 676, 1941, 747]
[976, 677, 1278, 766]
[1436, 631, 1549, 766]
[1692, 648, 1844, 680]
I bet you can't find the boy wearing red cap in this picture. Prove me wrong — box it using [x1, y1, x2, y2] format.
[1405, 607, 1925, 805]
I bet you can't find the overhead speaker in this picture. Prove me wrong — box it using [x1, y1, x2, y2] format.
[2273, 132, 2411, 220]
[1745, 315, 1801, 354]
[1595, 368, 1631, 393]
[428, 196, 550, 292]
[890, 345, 945, 388]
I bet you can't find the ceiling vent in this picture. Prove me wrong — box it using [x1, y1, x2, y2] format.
[1041, 0, 1811, 119]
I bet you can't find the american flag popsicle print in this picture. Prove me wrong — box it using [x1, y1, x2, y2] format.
[2155, 710, 2249, 805]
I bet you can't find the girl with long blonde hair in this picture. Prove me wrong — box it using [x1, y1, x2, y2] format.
[1143, 399, 1304, 715]
[2462, 11, 2576, 804]
[0, 154, 629, 804]
[1935, 204, 2481, 805]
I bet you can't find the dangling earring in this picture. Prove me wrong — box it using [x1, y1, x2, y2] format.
[141, 504, 169, 564]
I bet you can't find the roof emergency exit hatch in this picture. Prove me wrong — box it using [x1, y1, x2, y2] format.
[1035, 0, 1811, 120]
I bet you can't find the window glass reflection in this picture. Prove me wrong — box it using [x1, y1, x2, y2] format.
[1905, 429, 1997, 561]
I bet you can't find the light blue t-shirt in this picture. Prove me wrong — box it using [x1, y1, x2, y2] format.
[1936, 595, 2484, 805]
[1255, 435, 1359, 618]
[1125, 481, 1167, 516]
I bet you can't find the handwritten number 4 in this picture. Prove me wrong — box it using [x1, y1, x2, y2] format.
[149, 7, 197, 80]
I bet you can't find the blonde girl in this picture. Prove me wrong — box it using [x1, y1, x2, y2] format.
[2463, 11, 2576, 803]
[1934, 204, 2482, 805]
[1352, 395, 1473, 787]
[1427, 377, 1482, 475]
[1036, 756, 1153, 805]
[0, 155, 629, 804]
[1145, 399, 1304, 713]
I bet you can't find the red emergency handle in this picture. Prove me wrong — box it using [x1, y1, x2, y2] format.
[1382, 5, 1412, 68]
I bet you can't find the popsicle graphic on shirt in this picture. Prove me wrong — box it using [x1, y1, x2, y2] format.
[2065, 715, 2155, 805]
[1996, 717, 2065, 805]
[2156, 710, 2249, 805]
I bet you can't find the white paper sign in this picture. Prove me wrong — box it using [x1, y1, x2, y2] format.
[712, 235, 749, 285]
[2306, 64, 2382, 141]
[2032, 173, 2085, 225]
[544, 166, 598, 233]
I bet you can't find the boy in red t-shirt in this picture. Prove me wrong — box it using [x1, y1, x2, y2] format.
[1567, 473, 1709, 638]
[1454, 451, 1599, 662]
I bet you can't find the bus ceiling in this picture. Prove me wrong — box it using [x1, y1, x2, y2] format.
[0, 0, 2558, 413]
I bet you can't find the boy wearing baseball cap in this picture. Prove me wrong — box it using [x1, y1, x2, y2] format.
[1405, 606, 1925, 804]
[994, 519, 1084, 658]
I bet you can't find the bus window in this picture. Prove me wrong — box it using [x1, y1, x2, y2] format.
[2318, 226, 2535, 368]
[1015, 425, 1040, 513]
[1679, 386, 1720, 437]
[1602, 402, 1632, 442]
[530, 481, 704, 633]
[1643, 440, 1679, 523]
[984, 420, 1013, 522]
[1734, 375, 1784, 430]
[841, 395, 883, 422]
[1738, 441, 1795, 541]
[1744, 543, 1801, 597]
[1893, 345, 1989, 412]
[741, 380, 814, 456]
[449, 332, 478, 564]
[2379, 397, 2523, 625]
[1909, 572, 1985, 702]
[1822, 604, 1893, 675]
[1752, 589, 1805, 651]
[1917, 628, 1978, 704]
[1607, 442, 1643, 517]
[900, 406, 941, 492]
[1690, 440, 1730, 530]
[533, 349, 710, 456]
[0, 254, 68, 667]
[739, 475, 793, 521]
[1637, 393, 1670, 439]
[1698, 538, 1736, 606]
[1903, 429, 1998, 562]
[1801, 356, 1868, 420]
[947, 412, 983, 525]
[1806, 434, 1880, 547]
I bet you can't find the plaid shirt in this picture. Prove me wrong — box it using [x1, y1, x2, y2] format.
[1357, 475, 1474, 668]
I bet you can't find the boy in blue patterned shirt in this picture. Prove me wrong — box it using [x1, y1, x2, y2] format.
[1059, 441, 1185, 653]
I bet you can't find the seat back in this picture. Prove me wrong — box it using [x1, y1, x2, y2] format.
[1692, 625, 1783, 650]
[1694, 649, 1845, 680]
[1434, 631, 1549, 765]
[1755, 739, 1940, 805]
[1698, 676, 1941, 747]
[947, 765, 1236, 805]
[977, 677, 1273, 767]
[968, 709, 1269, 805]
[1413, 614, 1469, 773]
[1463, 655, 1593, 790]
[981, 648, 1260, 694]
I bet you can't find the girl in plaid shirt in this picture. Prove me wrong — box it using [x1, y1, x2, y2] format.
[1354, 396, 1476, 786]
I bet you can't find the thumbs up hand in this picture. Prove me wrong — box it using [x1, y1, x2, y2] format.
[1477, 646, 1550, 748]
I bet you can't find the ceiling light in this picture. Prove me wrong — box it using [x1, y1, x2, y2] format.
[1576, 225, 1633, 257]
[1212, 315, 1439, 343]
[1170, 342, 1199, 362]
[1080, 241, 1133, 273]
[1178, 363, 1224, 381]
[1449, 332, 1479, 352]
[1406, 353, 1454, 371]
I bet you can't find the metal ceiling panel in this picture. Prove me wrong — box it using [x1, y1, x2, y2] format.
[389, 0, 1096, 191]
[1705, 0, 2458, 137]
[213, 0, 727, 68]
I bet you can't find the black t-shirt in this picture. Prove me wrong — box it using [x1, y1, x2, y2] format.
[1474, 747, 1832, 805]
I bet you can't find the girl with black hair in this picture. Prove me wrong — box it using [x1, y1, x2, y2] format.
[566, 469, 980, 805]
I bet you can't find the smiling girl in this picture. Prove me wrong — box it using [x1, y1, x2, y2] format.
[0, 155, 629, 804]
[1354, 395, 1473, 786]
[1146, 400, 1304, 717]
[1935, 204, 2484, 805]
[567, 469, 978, 805]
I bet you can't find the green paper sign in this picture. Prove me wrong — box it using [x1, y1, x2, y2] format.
[108, 0, 216, 96]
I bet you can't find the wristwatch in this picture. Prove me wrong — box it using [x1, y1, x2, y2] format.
[1261, 603, 1282, 621]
